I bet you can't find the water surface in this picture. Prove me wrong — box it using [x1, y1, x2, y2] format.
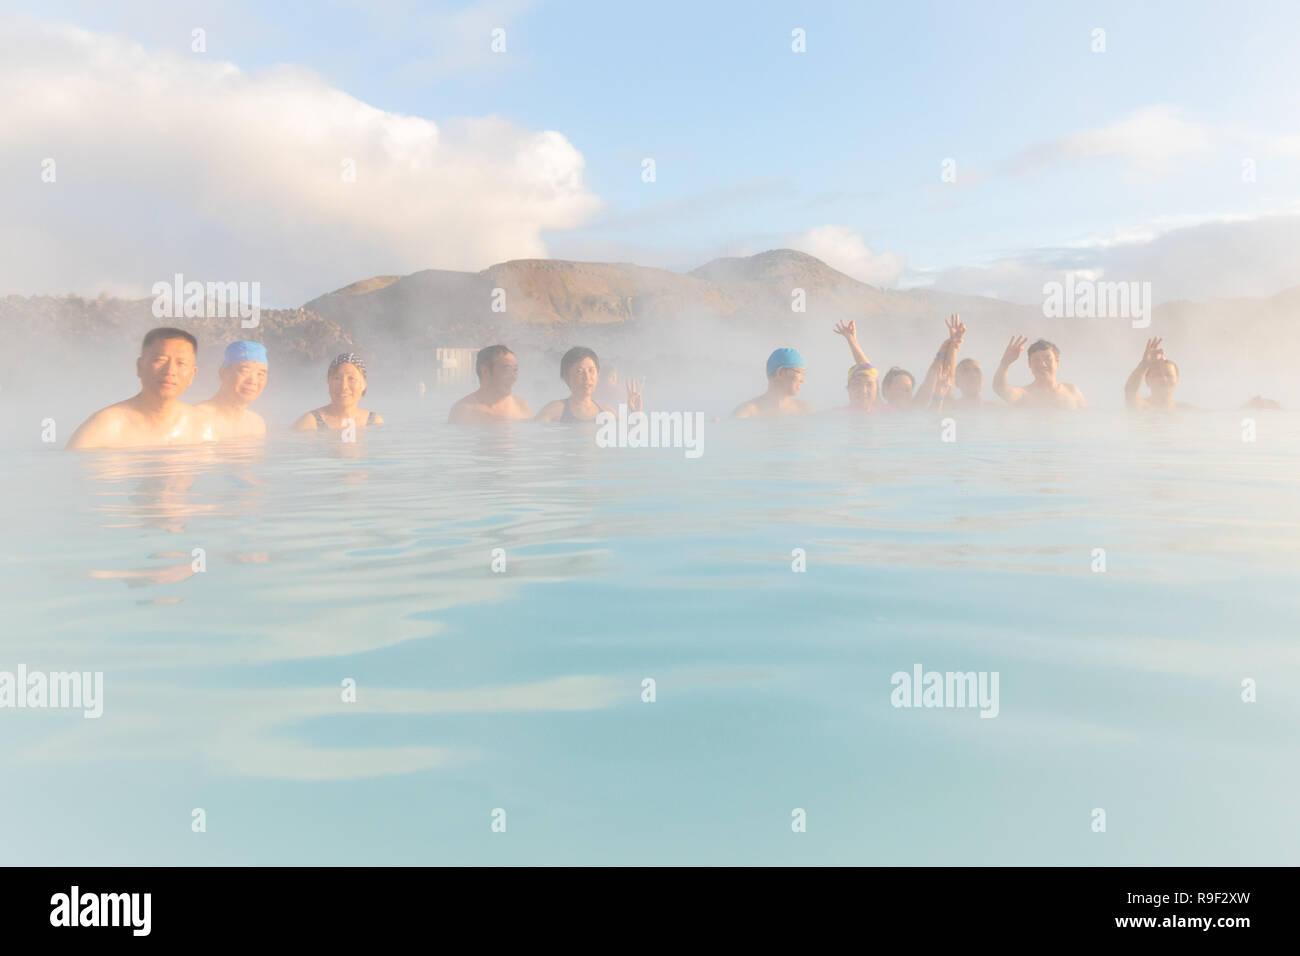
[2, 408, 1297, 864]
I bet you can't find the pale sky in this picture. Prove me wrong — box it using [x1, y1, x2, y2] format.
[2, 0, 1298, 307]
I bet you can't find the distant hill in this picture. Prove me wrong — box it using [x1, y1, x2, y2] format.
[2, 250, 1295, 406]
[300, 249, 1032, 361]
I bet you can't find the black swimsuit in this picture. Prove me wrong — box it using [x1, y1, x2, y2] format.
[559, 400, 606, 422]
[313, 410, 378, 428]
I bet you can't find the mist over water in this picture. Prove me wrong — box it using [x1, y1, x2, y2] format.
[7, 301, 1294, 456]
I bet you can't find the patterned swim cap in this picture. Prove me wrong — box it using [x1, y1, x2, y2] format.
[329, 353, 366, 378]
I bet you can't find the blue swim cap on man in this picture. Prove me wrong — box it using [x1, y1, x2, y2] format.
[223, 340, 268, 367]
[766, 347, 805, 378]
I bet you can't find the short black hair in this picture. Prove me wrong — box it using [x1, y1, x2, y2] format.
[560, 346, 599, 380]
[476, 344, 514, 379]
[1027, 339, 1059, 359]
[882, 367, 913, 391]
[141, 327, 197, 356]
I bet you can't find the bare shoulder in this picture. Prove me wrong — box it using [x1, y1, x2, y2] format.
[536, 400, 565, 422]
[66, 402, 130, 449]
[732, 400, 760, 419]
[368, 411, 385, 425]
[1064, 383, 1087, 408]
[290, 411, 318, 430]
[448, 397, 481, 423]
[794, 400, 816, 415]
[512, 395, 534, 417]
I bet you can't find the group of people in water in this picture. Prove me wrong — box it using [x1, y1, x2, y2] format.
[64, 313, 1256, 449]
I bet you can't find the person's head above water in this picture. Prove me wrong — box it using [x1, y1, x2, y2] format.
[224, 340, 267, 367]
[475, 345, 518, 390]
[881, 367, 914, 406]
[327, 352, 367, 403]
[218, 340, 268, 405]
[766, 348, 806, 395]
[956, 358, 983, 397]
[560, 346, 600, 397]
[137, 327, 198, 400]
[1026, 340, 1060, 381]
[766, 348, 804, 378]
[1146, 357, 1179, 395]
[846, 361, 878, 408]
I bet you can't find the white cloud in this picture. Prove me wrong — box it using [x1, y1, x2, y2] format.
[919, 210, 1300, 304]
[0, 19, 602, 303]
[789, 225, 905, 287]
[1008, 105, 1211, 178]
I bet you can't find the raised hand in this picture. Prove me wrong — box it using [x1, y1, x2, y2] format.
[936, 359, 956, 399]
[833, 319, 858, 340]
[946, 314, 966, 347]
[626, 378, 643, 413]
[1142, 337, 1165, 364]
[1001, 335, 1028, 366]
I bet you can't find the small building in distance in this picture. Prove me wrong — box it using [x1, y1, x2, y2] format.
[432, 347, 477, 388]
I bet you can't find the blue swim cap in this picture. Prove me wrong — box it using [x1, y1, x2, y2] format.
[766, 347, 804, 377]
[223, 340, 268, 367]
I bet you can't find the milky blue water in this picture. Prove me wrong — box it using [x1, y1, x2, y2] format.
[2, 407, 1298, 865]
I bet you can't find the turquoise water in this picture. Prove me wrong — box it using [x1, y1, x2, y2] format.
[2, 408, 1298, 865]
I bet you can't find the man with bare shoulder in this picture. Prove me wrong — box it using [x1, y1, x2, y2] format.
[195, 341, 269, 438]
[448, 345, 533, 423]
[993, 337, 1086, 409]
[733, 348, 814, 418]
[66, 327, 214, 450]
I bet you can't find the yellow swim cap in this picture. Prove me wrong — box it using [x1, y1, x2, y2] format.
[847, 362, 878, 385]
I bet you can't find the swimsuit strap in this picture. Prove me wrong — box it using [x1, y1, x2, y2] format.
[312, 410, 327, 428]
[561, 400, 605, 423]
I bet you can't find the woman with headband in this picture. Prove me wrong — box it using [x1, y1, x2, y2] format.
[291, 353, 385, 431]
[832, 320, 880, 412]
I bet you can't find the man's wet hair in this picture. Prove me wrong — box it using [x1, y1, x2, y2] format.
[141, 327, 197, 356]
[957, 358, 981, 373]
[560, 346, 599, 379]
[882, 367, 914, 392]
[1027, 339, 1060, 360]
[476, 344, 514, 379]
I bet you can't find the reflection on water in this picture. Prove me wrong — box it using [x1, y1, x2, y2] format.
[2, 411, 1299, 864]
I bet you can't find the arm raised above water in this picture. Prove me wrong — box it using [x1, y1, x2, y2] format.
[1124, 338, 1163, 410]
[915, 315, 964, 408]
[833, 320, 871, 366]
[993, 335, 1028, 405]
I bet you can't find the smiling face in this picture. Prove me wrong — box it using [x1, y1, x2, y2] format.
[328, 362, 366, 405]
[772, 365, 805, 396]
[221, 360, 267, 404]
[565, 356, 599, 398]
[846, 374, 877, 409]
[484, 351, 518, 392]
[137, 337, 197, 399]
[1027, 344, 1059, 381]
